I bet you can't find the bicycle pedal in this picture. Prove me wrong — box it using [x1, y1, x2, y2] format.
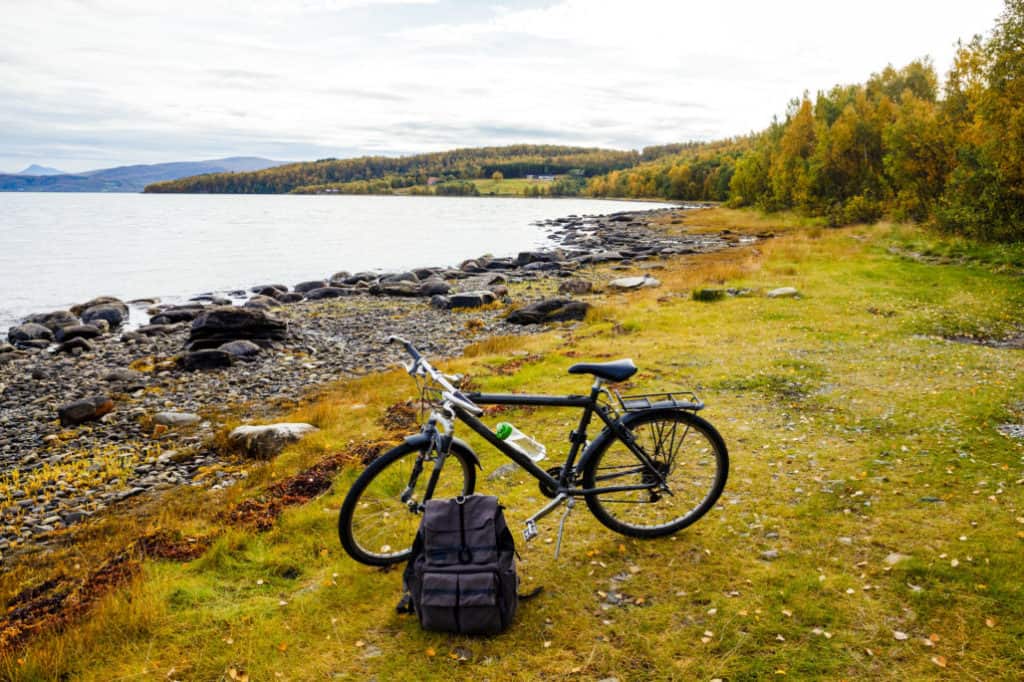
[523, 520, 539, 542]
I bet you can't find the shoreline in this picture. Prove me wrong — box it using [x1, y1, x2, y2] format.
[2, 195, 688, 329]
[0, 204, 745, 561]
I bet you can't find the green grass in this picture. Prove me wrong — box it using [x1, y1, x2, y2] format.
[4, 214, 1024, 680]
[471, 177, 552, 196]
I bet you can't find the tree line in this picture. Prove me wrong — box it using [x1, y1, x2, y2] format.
[145, 145, 642, 194]
[588, 0, 1024, 240]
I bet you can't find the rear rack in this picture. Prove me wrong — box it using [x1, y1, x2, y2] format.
[613, 390, 704, 412]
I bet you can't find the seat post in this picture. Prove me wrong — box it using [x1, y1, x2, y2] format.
[589, 377, 603, 400]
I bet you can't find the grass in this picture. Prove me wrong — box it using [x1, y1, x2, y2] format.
[3, 211, 1024, 680]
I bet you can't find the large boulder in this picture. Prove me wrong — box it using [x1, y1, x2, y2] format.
[305, 286, 354, 300]
[558, 278, 593, 295]
[380, 271, 419, 284]
[608, 274, 661, 291]
[55, 324, 103, 342]
[24, 310, 78, 332]
[188, 306, 287, 350]
[416, 279, 451, 297]
[149, 306, 204, 325]
[152, 411, 202, 427]
[55, 337, 93, 354]
[8, 323, 54, 345]
[180, 349, 234, 371]
[81, 303, 128, 328]
[59, 395, 114, 426]
[219, 339, 261, 360]
[70, 296, 124, 316]
[507, 298, 591, 325]
[228, 423, 319, 459]
[244, 295, 282, 310]
[373, 281, 419, 297]
[449, 290, 497, 309]
[294, 280, 328, 293]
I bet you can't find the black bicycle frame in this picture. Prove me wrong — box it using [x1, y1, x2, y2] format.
[443, 385, 669, 496]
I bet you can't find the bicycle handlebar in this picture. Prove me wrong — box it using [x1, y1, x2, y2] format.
[387, 335, 483, 416]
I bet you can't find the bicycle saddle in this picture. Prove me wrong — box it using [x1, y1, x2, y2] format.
[567, 359, 637, 383]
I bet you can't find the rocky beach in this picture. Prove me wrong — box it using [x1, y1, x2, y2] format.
[0, 205, 753, 562]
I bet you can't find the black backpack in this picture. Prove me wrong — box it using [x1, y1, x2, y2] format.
[400, 495, 519, 635]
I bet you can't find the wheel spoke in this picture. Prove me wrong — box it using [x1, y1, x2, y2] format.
[340, 445, 473, 565]
[585, 412, 726, 533]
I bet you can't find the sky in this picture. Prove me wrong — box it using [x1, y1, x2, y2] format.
[0, 0, 1007, 173]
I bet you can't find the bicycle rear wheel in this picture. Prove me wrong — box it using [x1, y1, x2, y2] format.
[338, 439, 477, 566]
[582, 409, 728, 538]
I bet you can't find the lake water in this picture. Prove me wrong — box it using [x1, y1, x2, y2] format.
[0, 194, 673, 329]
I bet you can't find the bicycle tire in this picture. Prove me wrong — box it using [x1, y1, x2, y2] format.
[582, 408, 728, 538]
[338, 438, 477, 566]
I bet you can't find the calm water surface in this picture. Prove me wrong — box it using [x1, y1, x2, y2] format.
[0, 194, 672, 328]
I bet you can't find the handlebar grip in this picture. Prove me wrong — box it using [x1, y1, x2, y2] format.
[386, 335, 421, 362]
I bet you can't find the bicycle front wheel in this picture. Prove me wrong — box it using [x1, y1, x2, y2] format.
[582, 409, 728, 538]
[338, 439, 477, 566]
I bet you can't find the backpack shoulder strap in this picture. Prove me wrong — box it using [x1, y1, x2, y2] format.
[396, 529, 424, 614]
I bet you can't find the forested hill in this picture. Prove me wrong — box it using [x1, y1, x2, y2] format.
[144, 145, 642, 194]
[586, 0, 1024, 241]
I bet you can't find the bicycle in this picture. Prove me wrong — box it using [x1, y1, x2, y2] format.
[337, 336, 729, 566]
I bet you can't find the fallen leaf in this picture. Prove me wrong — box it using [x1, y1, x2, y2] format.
[931, 656, 947, 668]
[929, 633, 940, 643]
[781, 609, 792, 617]
[355, 640, 365, 648]
[277, 642, 288, 653]
[425, 647, 436, 657]
[893, 631, 909, 641]
[985, 617, 996, 628]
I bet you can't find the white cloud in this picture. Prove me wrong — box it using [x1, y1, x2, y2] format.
[0, 0, 1006, 171]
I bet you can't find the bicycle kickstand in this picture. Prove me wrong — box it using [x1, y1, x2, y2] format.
[522, 493, 568, 543]
[554, 497, 575, 559]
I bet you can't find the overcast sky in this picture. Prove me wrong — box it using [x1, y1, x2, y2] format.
[0, 0, 1006, 173]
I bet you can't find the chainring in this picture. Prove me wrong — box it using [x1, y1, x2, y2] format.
[538, 466, 563, 498]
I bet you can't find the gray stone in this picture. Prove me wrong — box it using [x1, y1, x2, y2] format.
[487, 463, 519, 481]
[70, 296, 125, 317]
[180, 349, 234, 371]
[558, 278, 592, 295]
[55, 324, 102, 342]
[8, 323, 54, 344]
[244, 295, 282, 309]
[304, 286, 353, 300]
[219, 339, 262, 360]
[507, 298, 590, 325]
[81, 303, 127, 328]
[55, 337, 94, 354]
[448, 290, 497, 309]
[884, 552, 911, 565]
[294, 280, 328, 293]
[760, 549, 780, 561]
[24, 310, 78, 332]
[767, 287, 800, 298]
[228, 423, 319, 459]
[152, 411, 202, 427]
[380, 271, 419, 284]
[415, 278, 451, 297]
[608, 274, 660, 290]
[188, 306, 287, 350]
[59, 395, 114, 427]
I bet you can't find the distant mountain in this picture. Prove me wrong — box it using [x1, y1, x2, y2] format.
[0, 157, 284, 192]
[18, 164, 67, 176]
